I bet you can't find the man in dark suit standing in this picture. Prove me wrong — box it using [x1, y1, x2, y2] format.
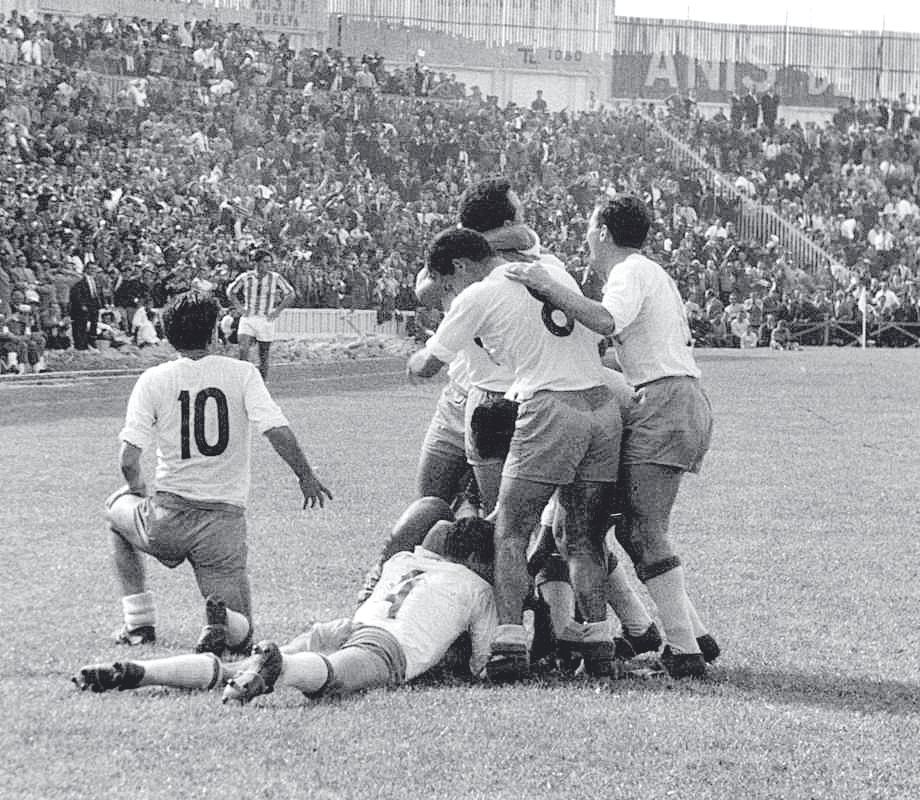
[742, 88, 760, 128]
[760, 87, 780, 131]
[69, 265, 102, 350]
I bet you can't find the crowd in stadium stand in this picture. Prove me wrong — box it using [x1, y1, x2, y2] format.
[3, 10, 920, 372]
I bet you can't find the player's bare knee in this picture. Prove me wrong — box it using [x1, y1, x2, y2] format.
[105, 494, 142, 534]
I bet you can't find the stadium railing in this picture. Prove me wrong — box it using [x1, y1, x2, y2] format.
[788, 319, 920, 346]
[649, 115, 836, 274]
[274, 308, 410, 338]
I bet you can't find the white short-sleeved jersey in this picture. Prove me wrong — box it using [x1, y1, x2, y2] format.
[427, 262, 607, 401]
[445, 350, 472, 394]
[602, 253, 701, 386]
[461, 338, 514, 393]
[119, 355, 289, 508]
[353, 547, 497, 679]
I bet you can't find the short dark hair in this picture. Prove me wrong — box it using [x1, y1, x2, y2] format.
[470, 398, 519, 460]
[597, 195, 651, 248]
[427, 228, 493, 276]
[440, 517, 495, 563]
[458, 177, 516, 232]
[162, 291, 219, 350]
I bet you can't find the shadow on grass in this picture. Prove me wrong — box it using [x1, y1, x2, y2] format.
[709, 665, 920, 717]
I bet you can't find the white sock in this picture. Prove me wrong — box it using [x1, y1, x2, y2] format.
[538, 581, 576, 638]
[225, 608, 251, 648]
[122, 591, 156, 629]
[494, 623, 528, 647]
[276, 652, 329, 694]
[140, 653, 222, 689]
[685, 596, 708, 638]
[645, 567, 700, 654]
[581, 619, 612, 642]
[606, 562, 654, 636]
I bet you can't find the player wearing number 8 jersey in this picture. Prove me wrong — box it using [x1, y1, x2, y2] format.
[505, 195, 718, 678]
[106, 292, 332, 655]
[408, 229, 623, 682]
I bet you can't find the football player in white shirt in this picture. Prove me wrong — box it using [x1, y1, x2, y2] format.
[407, 229, 623, 682]
[105, 292, 332, 656]
[74, 514, 496, 704]
[506, 195, 718, 678]
[413, 177, 567, 515]
[413, 269, 476, 506]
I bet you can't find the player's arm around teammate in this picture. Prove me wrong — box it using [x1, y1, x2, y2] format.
[509, 197, 718, 678]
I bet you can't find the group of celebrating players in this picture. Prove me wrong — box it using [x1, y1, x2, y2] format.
[73, 178, 718, 706]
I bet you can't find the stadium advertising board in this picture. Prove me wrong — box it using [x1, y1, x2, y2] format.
[35, 0, 327, 41]
[610, 52, 849, 107]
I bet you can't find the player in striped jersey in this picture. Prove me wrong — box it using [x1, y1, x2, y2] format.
[225, 247, 296, 381]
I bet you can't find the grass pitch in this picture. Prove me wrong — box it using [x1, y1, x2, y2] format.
[1, 350, 918, 800]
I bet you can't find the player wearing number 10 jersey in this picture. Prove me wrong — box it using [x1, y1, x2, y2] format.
[105, 292, 332, 655]
[74, 511, 496, 705]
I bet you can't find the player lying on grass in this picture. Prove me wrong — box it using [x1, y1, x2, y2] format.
[74, 513, 497, 705]
[358, 400, 666, 673]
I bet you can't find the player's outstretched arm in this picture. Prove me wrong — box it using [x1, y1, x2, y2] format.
[264, 426, 333, 509]
[505, 263, 616, 336]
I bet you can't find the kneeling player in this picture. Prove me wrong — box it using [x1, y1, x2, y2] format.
[74, 515, 497, 705]
[104, 291, 331, 655]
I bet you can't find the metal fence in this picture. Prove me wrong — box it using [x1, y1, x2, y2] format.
[275, 308, 409, 338]
[650, 116, 835, 272]
[331, 0, 615, 52]
[329, 3, 920, 101]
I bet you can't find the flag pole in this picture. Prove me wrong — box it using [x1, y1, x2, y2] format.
[860, 287, 868, 348]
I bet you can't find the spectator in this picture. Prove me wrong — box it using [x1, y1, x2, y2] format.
[530, 89, 547, 113]
[68, 264, 102, 351]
